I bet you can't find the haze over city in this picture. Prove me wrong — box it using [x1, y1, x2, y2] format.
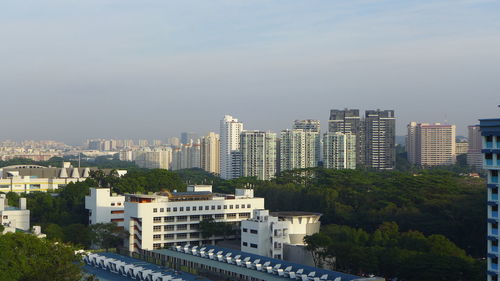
[1, 0, 500, 144]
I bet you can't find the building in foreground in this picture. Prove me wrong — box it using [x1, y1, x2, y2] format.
[124, 185, 264, 252]
[0, 195, 29, 232]
[480, 118, 500, 281]
[406, 122, 456, 166]
[323, 132, 356, 169]
[240, 209, 321, 264]
[150, 245, 384, 281]
[85, 188, 125, 227]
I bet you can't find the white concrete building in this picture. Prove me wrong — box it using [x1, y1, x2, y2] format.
[0, 195, 30, 233]
[240, 131, 277, 180]
[323, 132, 356, 169]
[407, 122, 456, 166]
[85, 188, 125, 227]
[241, 210, 321, 261]
[124, 186, 264, 253]
[220, 115, 244, 179]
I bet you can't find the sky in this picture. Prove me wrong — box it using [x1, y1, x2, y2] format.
[1, 0, 499, 145]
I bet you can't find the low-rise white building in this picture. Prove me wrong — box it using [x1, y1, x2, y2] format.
[124, 186, 264, 253]
[0, 194, 30, 233]
[241, 210, 321, 263]
[85, 188, 125, 227]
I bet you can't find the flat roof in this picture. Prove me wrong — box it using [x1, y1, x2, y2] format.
[270, 211, 322, 217]
[83, 252, 209, 281]
[154, 245, 368, 281]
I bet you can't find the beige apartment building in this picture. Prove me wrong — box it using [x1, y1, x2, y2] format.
[407, 122, 456, 166]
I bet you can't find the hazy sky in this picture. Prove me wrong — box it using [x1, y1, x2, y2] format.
[1, 0, 499, 144]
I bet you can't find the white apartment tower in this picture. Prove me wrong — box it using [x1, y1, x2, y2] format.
[220, 115, 244, 179]
[323, 132, 356, 169]
[407, 122, 456, 166]
[280, 129, 320, 172]
[240, 131, 277, 180]
[200, 132, 220, 175]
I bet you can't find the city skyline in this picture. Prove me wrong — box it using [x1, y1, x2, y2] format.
[1, 0, 499, 144]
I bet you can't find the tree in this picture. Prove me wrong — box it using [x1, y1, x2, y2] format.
[89, 223, 128, 250]
[0, 232, 88, 281]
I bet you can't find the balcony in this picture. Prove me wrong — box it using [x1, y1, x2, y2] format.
[491, 263, 498, 271]
[492, 246, 499, 253]
[492, 211, 499, 218]
[493, 228, 499, 236]
[493, 194, 499, 201]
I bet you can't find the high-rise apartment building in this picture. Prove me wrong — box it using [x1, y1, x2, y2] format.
[328, 109, 364, 166]
[240, 131, 277, 180]
[293, 119, 321, 133]
[171, 142, 201, 170]
[364, 110, 396, 170]
[220, 115, 244, 179]
[407, 122, 456, 166]
[468, 125, 483, 170]
[479, 118, 500, 281]
[200, 132, 220, 174]
[134, 148, 173, 169]
[280, 129, 320, 172]
[322, 132, 356, 169]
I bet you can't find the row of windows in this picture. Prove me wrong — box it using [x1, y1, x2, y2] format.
[153, 213, 250, 223]
[242, 241, 258, 248]
[242, 228, 258, 234]
[153, 204, 252, 213]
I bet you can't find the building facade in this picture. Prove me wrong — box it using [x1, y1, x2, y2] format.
[85, 188, 125, 227]
[407, 122, 456, 166]
[468, 125, 483, 170]
[328, 109, 365, 166]
[240, 131, 277, 180]
[322, 132, 356, 169]
[200, 132, 220, 175]
[220, 115, 244, 180]
[134, 148, 173, 169]
[0, 195, 30, 232]
[124, 186, 265, 253]
[280, 129, 320, 172]
[480, 118, 500, 281]
[364, 110, 396, 170]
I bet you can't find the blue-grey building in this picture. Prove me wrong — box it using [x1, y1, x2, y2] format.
[480, 118, 500, 281]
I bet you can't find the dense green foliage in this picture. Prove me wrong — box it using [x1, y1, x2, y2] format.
[254, 168, 485, 257]
[199, 217, 237, 239]
[305, 223, 484, 281]
[0, 232, 95, 281]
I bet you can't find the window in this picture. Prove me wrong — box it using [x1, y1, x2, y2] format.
[153, 226, 161, 232]
[211, 205, 215, 210]
[167, 208, 171, 212]
[111, 210, 124, 214]
[111, 218, 123, 223]
[241, 204, 245, 209]
[242, 242, 248, 246]
[250, 229, 258, 234]
[236, 204, 239, 209]
[164, 216, 175, 222]
[190, 215, 200, 221]
[111, 203, 115, 206]
[205, 206, 209, 210]
[153, 243, 161, 249]
[180, 207, 184, 212]
[153, 208, 157, 213]
[199, 206, 203, 210]
[202, 215, 212, 220]
[217, 205, 221, 210]
[160, 208, 164, 212]
[215, 214, 224, 219]
[186, 207, 190, 211]
[173, 207, 177, 212]
[193, 206, 197, 211]
[164, 234, 174, 239]
[164, 225, 175, 231]
[153, 234, 161, 240]
[247, 204, 251, 208]
[242, 228, 248, 232]
[250, 243, 258, 248]
[229, 205, 234, 209]
[224, 205, 227, 210]
[117, 202, 122, 206]
[153, 217, 162, 223]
